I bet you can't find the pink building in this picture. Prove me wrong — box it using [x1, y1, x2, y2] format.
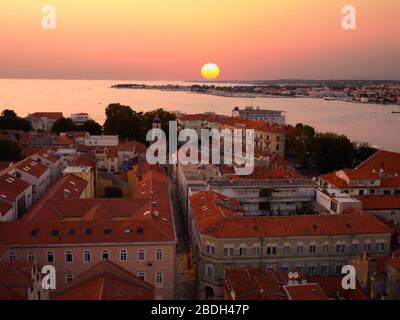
[0, 163, 176, 299]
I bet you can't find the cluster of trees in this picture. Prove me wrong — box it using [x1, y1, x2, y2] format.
[0, 140, 22, 161]
[0, 109, 32, 131]
[51, 118, 103, 135]
[287, 123, 377, 173]
[103, 103, 176, 143]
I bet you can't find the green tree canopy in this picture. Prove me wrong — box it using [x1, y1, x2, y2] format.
[104, 186, 123, 198]
[0, 109, 33, 131]
[80, 119, 103, 135]
[0, 140, 22, 161]
[313, 132, 355, 173]
[103, 103, 142, 140]
[354, 142, 377, 165]
[51, 117, 77, 134]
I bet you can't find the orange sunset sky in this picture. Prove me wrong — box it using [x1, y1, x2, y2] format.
[0, 0, 399, 80]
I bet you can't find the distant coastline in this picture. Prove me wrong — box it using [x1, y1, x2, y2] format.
[111, 83, 400, 105]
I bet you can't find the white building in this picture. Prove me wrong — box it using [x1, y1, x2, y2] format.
[71, 113, 90, 125]
[232, 106, 286, 125]
[10, 158, 51, 202]
[315, 186, 362, 214]
[84, 135, 119, 147]
[0, 173, 33, 221]
[31, 149, 61, 183]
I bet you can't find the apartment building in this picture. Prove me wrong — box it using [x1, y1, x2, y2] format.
[9, 158, 51, 202]
[188, 191, 392, 299]
[232, 106, 286, 125]
[0, 163, 176, 299]
[26, 112, 63, 131]
[84, 135, 119, 147]
[30, 149, 61, 183]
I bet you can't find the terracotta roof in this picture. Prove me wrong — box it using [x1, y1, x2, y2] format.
[53, 136, 74, 146]
[190, 191, 393, 239]
[0, 173, 31, 201]
[37, 150, 58, 163]
[341, 168, 379, 180]
[356, 195, 400, 210]
[0, 161, 13, 171]
[28, 112, 63, 120]
[15, 158, 49, 178]
[0, 202, 13, 217]
[283, 283, 328, 300]
[0, 262, 34, 300]
[56, 260, 154, 300]
[71, 155, 97, 167]
[1, 162, 175, 244]
[357, 150, 400, 175]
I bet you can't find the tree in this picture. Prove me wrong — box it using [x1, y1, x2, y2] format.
[80, 120, 103, 135]
[0, 109, 33, 131]
[51, 117, 77, 134]
[140, 108, 176, 142]
[104, 186, 123, 198]
[313, 132, 355, 173]
[103, 103, 142, 140]
[354, 142, 377, 165]
[0, 140, 22, 161]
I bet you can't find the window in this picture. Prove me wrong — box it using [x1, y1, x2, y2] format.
[102, 250, 109, 260]
[295, 264, 303, 272]
[155, 272, 164, 286]
[138, 272, 146, 281]
[9, 251, 17, 262]
[65, 251, 73, 263]
[296, 244, 303, 256]
[65, 271, 74, 283]
[239, 245, 246, 257]
[266, 264, 276, 272]
[335, 263, 344, 275]
[384, 190, 391, 195]
[156, 249, 163, 261]
[322, 242, 330, 254]
[223, 246, 233, 257]
[352, 242, 359, 254]
[206, 244, 215, 255]
[308, 264, 315, 275]
[321, 264, 329, 275]
[309, 244, 316, 255]
[120, 249, 128, 261]
[83, 250, 91, 263]
[364, 241, 371, 252]
[46, 251, 54, 263]
[376, 240, 385, 252]
[336, 243, 346, 253]
[206, 264, 214, 278]
[138, 249, 145, 261]
[281, 264, 289, 272]
[27, 251, 36, 262]
[266, 244, 277, 256]
[283, 243, 290, 255]
[253, 245, 261, 257]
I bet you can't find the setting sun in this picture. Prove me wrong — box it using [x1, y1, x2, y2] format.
[201, 63, 220, 80]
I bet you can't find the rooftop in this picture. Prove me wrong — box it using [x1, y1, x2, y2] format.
[15, 157, 49, 178]
[190, 191, 393, 239]
[0, 173, 31, 201]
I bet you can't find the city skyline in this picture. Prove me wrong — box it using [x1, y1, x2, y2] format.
[0, 0, 399, 80]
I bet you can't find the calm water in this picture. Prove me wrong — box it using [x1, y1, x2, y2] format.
[0, 79, 399, 151]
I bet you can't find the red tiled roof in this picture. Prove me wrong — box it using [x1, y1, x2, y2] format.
[0, 173, 31, 201]
[0, 161, 13, 171]
[356, 195, 400, 210]
[0, 262, 34, 300]
[15, 158, 49, 178]
[283, 283, 328, 300]
[319, 172, 349, 188]
[341, 168, 379, 180]
[357, 150, 400, 175]
[308, 276, 369, 300]
[53, 136, 74, 146]
[29, 112, 63, 120]
[56, 260, 154, 300]
[37, 150, 58, 163]
[0, 202, 13, 217]
[71, 155, 97, 167]
[190, 191, 393, 239]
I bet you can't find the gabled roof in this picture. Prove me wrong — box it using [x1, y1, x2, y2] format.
[56, 260, 154, 300]
[15, 158, 49, 178]
[357, 150, 400, 175]
[283, 283, 328, 300]
[53, 136, 74, 146]
[0, 202, 13, 217]
[0, 173, 31, 201]
[356, 195, 400, 210]
[28, 112, 63, 120]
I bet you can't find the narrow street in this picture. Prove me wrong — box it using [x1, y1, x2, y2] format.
[169, 174, 197, 300]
